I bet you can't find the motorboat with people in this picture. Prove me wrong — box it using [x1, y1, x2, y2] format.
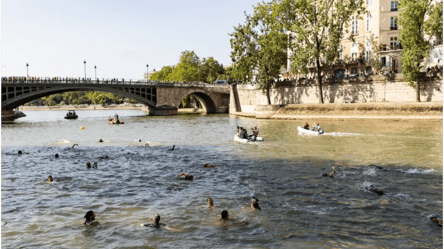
[64, 110, 78, 119]
[233, 134, 264, 143]
[234, 125, 264, 143]
[297, 126, 324, 135]
[109, 114, 124, 125]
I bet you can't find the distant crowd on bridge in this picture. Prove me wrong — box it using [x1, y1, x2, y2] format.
[1, 76, 229, 86]
[1, 76, 154, 85]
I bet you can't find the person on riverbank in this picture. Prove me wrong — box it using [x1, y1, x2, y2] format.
[84, 211, 99, 226]
[140, 214, 181, 232]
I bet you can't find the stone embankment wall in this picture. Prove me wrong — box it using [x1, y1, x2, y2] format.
[230, 75, 442, 114]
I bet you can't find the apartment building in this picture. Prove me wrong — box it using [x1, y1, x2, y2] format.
[286, 0, 442, 79]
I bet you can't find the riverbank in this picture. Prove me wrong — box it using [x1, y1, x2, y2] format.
[19, 104, 146, 111]
[230, 102, 443, 120]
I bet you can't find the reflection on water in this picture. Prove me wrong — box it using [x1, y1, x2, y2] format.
[1, 111, 442, 248]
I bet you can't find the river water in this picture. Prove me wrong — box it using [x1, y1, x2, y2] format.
[2, 110, 442, 248]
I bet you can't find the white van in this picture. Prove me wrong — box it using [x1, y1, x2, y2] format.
[213, 80, 227, 84]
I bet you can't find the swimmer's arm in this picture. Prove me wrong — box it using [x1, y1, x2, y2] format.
[165, 226, 182, 232]
[90, 221, 99, 226]
[238, 221, 248, 226]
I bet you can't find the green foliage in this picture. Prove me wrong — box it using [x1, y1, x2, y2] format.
[398, 0, 443, 101]
[150, 66, 174, 81]
[38, 91, 131, 106]
[168, 50, 200, 82]
[200, 57, 224, 83]
[279, 0, 365, 103]
[230, 1, 288, 104]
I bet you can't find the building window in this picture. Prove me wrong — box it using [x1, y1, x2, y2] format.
[366, 66, 372, 74]
[380, 57, 387, 66]
[391, 1, 398, 11]
[365, 51, 371, 61]
[367, 13, 372, 31]
[351, 16, 358, 35]
[352, 52, 358, 60]
[351, 67, 358, 75]
[390, 17, 397, 30]
[338, 45, 344, 60]
[390, 37, 399, 50]
[392, 59, 397, 72]
[365, 40, 371, 61]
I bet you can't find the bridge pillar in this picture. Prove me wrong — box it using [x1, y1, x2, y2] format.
[148, 105, 178, 116]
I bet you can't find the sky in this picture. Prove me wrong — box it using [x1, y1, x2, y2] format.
[1, 0, 260, 79]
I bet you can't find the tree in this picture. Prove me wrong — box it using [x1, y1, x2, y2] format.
[273, 0, 365, 103]
[200, 57, 224, 83]
[150, 66, 173, 81]
[230, 2, 288, 105]
[398, 0, 443, 102]
[168, 50, 199, 82]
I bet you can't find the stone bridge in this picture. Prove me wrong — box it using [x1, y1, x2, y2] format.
[1, 79, 230, 115]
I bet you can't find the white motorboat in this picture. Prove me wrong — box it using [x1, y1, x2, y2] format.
[297, 126, 324, 135]
[233, 134, 264, 143]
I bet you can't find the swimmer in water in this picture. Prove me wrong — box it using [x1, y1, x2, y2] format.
[84, 211, 99, 226]
[204, 163, 216, 168]
[217, 210, 247, 227]
[145, 142, 150, 147]
[99, 155, 109, 160]
[18, 150, 22, 155]
[48, 176, 53, 183]
[323, 166, 336, 177]
[55, 154, 59, 158]
[177, 173, 194, 180]
[429, 214, 443, 227]
[86, 162, 91, 168]
[71, 144, 78, 149]
[207, 198, 217, 209]
[365, 184, 384, 195]
[140, 214, 181, 232]
[251, 199, 261, 211]
[93, 162, 98, 168]
[169, 145, 175, 151]
[98, 138, 103, 143]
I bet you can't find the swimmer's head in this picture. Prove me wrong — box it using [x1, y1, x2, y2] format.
[86, 162, 91, 168]
[139, 139, 142, 142]
[18, 150, 22, 155]
[221, 210, 228, 220]
[153, 214, 160, 224]
[207, 198, 214, 207]
[204, 163, 208, 167]
[55, 154, 59, 158]
[48, 176, 53, 182]
[251, 199, 261, 210]
[93, 162, 97, 168]
[84, 211, 95, 221]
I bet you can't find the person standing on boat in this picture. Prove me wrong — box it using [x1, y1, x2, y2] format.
[315, 123, 324, 134]
[249, 126, 259, 141]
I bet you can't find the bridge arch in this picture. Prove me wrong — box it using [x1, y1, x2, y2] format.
[176, 91, 218, 114]
[2, 84, 156, 110]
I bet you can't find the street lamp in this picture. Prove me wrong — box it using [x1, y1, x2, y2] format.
[26, 63, 29, 78]
[146, 64, 149, 81]
[94, 65, 97, 80]
[84, 60, 86, 80]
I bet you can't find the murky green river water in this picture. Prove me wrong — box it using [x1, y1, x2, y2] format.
[2, 110, 442, 248]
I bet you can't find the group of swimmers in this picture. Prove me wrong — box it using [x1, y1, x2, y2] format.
[237, 126, 259, 141]
[82, 194, 262, 230]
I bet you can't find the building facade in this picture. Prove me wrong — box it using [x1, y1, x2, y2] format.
[286, 0, 442, 79]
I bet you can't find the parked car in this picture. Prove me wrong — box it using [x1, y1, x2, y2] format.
[213, 80, 228, 84]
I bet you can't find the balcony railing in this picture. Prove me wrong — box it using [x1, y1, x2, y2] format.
[391, 8, 398, 11]
[390, 26, 398, 30]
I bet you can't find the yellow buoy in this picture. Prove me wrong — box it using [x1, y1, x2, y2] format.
[80, 126, 85, 130]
